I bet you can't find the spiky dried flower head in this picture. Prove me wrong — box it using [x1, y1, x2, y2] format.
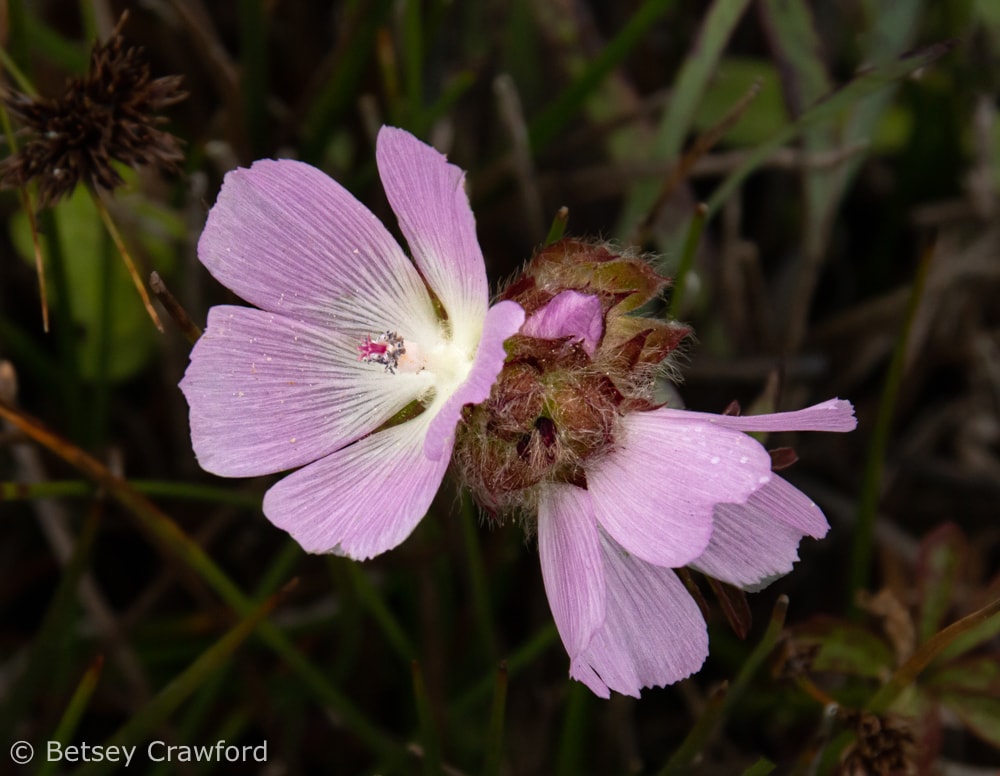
[0, 12, 187, 207]
[839, 711, 917, 776]
[453, 239, 689, 515]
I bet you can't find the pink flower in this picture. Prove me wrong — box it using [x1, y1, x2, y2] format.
[180, 127, 524, 559]
[521, 292, 857, 697]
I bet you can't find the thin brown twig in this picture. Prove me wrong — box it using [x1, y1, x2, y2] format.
[635, 80, 762, 244]
[150, 271, 202, 344]
[535, 143, 871, 204]
[21, 190, 49, 332]
[0, 362, 152, 703]
[92, 192, 164, 332]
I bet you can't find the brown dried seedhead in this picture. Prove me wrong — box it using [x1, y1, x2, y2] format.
[839, 711, 917, 776]
[0, 13, 187, 207]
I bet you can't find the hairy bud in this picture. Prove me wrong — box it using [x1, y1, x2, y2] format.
[453, 239, 689, 515]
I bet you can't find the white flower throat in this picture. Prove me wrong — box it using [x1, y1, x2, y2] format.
[358, 327, 475, 389]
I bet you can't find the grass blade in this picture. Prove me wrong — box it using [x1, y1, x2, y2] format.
[528, 0, 678, 152]
[618, 0, 754, 237]
[73, 584, 292, 776]
[705, 41, 955, 219]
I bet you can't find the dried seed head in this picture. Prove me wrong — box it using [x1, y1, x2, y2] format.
[839, 711, 917, 776]
[0, 12, 187, 207]
[453, 239, 690, 516]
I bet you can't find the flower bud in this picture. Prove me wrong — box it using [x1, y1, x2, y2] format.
[453, 239, 689, 514]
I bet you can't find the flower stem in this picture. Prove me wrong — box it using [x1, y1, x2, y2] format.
[660, 595, 788, 774]
[669, 203, 708, 319]
[482, 662, 508, 776]
[36, 655, 104, 776]
[849, 238, 935, 606]
[0, 478, 262, 510]
[92, 192, 164, 332]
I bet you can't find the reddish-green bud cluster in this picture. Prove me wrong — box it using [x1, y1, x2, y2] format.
[453, 239, 690, 515]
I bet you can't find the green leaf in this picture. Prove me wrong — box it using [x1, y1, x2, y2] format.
[616, 0, 753, 236]
[791, 618, 895, 678]
[300, 0, 395, 164]
[938, 602, 1000, 663]
[482, 663, 509, 776]
[73, 588, 286, 776]
[691, 57, 788, 147]
[758, 0, 832, 117]
[706, 40, 955, 218]
[10, 184, 181, 381]
[741, 758, 775, 776]
[758, 0, 835, 282]
[915, 523, 967, 644]
[924, 655, 1000, 696]
[868, 597, 1000, 714]
[528, 0, 679, 153]
[38, 656, 104, 776]
[411, 661, 442, 776]
[938, 694, 1000, 749]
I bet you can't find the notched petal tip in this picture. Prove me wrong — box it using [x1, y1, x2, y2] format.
[568, 535, 709, 697]
[823, 398, 858, 431]
[670, 397, 859, 434]
[587, 411, 773, 569]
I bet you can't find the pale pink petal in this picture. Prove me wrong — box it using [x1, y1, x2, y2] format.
[538, 484, 606, 659]
[659, 398, 857, 433]
[262, 413, 448, 559]
[198, 159, 439, 344]
[690, 478, 828, 590]
[521, 290, 604, 356]
[423, 300, 525, 461]
[571, 532, 708, 698]
[181, 306, 430, 476]
[376, 127, 488, 352]
[587, 408, 773, 568]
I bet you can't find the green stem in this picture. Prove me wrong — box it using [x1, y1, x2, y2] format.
[528, 0, 678, 152]
[461, 490, 498, 663]
[453, 625, 558, 715]
[0, 479, 262, 510]
[74, 586, 289, 776]
[38, 656, 104, 776]
[411, 660, 443, 776]
[343, 558, 416, 660]
[849, 239, 935, 605]
[0, 399, 403, 763]
[660, 596, 788, 774]
[668, 203, 708, 319]
[482, 663, 508, 776]
[240, 0, 268, 156]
